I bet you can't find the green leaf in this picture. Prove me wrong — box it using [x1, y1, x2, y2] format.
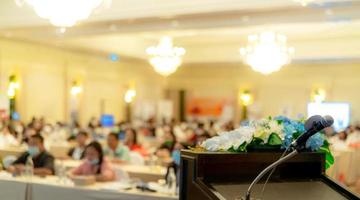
[250, 137, 264, 146]
[318, 140, 335, 170]
[237, 142, 248, 152]
[228, 142, 248, 152]
[268, 133, 282, 146]
[293, 132, 302, 140]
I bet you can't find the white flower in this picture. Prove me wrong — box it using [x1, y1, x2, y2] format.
[202, 126, 255, 151]
[201, 136, 222, 151]
[252, 118, 284, 143]
[268, 120, 283, 133]
[231, 126, 255, 149]
[268, 120, 284, 139]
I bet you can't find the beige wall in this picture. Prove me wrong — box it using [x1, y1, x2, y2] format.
[1, 38, 360, 124]
[0, 38, 165, 125]
[167, 62, 360, 123]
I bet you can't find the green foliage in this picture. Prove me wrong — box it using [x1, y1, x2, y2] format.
[293, 132, 301, 140]
[228, 142, 248, 152]
[318, 140, 335, 169]
[249, 137, 264, 146]
[268, 133, 282, 145]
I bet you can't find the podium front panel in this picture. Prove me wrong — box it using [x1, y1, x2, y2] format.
[180, 150, 359, 200]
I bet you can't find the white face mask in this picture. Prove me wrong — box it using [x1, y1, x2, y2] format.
[88, 158, 99, 165]
[28, 146, 40, 157]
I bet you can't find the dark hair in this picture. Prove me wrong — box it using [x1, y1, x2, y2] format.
[158, 143, 172, 152]
[164, 126, 176, 140]
[78, 130, 89, 137]
[199, 132, 211, 139]
[338, 131, 348, 140]
[126, 128, 137, 145]
[31, 134, 44, 144]
[198, 122, 205, 128]
[108, 132, 119, 141]
[356, 126, 360, 131]
[85, 141, 104, 174]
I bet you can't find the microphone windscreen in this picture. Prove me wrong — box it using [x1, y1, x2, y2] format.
[305, 115, 323, 131]
[322, 115, 334, 127]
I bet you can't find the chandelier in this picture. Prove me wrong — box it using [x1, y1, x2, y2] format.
[146, 36, 186, 77]
[15, 0, 111, 27]
[240, 31, 294, 75]
[293, 0, 315, 6]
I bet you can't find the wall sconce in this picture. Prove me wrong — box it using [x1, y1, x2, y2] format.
[71, 81, 82, 96]
[124, 89, 136, 103]
[240, 90, 253, 106]
[7, 75, 20, 99]
[313, 88, 326, 103]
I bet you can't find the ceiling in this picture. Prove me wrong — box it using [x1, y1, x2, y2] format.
[0, 0, 359, 64]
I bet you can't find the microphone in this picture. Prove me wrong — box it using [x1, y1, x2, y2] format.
[243, 115, 334, 200]
[291, 115, 334, 150]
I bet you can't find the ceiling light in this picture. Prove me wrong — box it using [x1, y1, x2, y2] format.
[15, 0, 111, 27]
[240, 31, 294, 75]
[146, 36, 186, 76]
[124, 89, 136, 103]
[293, 0, 315, 6]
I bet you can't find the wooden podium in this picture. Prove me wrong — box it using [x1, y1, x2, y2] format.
[179, 150, 359, 200]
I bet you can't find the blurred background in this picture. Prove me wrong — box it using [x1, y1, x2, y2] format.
[0, 0, 359, 199]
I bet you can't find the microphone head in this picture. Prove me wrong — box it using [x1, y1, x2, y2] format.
[321, 115, 334, 127]
[304, 115, 323, 131]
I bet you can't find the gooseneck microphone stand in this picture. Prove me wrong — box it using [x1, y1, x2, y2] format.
[243, 149, 298, 200]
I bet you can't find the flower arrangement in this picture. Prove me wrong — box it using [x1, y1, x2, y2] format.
[201, 116, 334, 169]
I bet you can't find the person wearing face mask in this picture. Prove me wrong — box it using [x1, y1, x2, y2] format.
[70, 141, 116, 182]
[7, 134, 55, 176]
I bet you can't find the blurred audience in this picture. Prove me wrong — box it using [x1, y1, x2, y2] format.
[3, 114, 360, 193]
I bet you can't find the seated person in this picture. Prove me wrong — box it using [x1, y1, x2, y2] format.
[124, 128, 148, 156]
[22, 127, 37, 144]
[67, 131, 88, 160]
[0, 123, 18, 147]
[104, 132, 130, 163]
[195, 132, 211, 147]
[161, 126, 176, 150]
[155, 144, 173, 166]
[70, 141, 116, 182]
[7, 134, 54, 176]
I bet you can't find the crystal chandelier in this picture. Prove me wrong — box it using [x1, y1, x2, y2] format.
[146, 36, 186, 77]
[293, 0, 315, 6]
[240, 31, 294, 75]
[15, 0, 111, 27]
